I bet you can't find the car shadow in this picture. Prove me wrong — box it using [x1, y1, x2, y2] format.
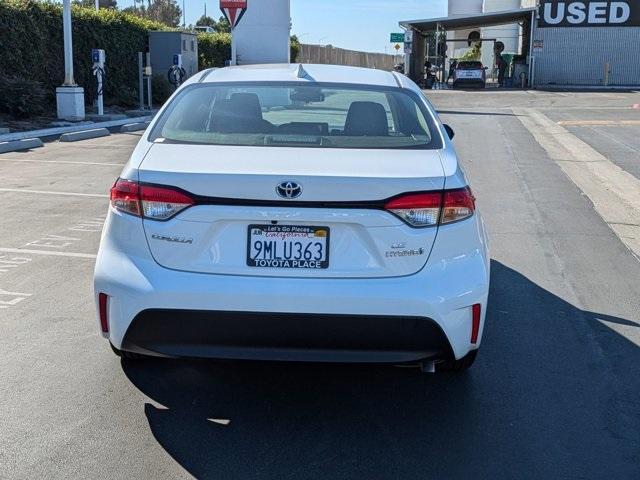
[121, 260, 640, 479]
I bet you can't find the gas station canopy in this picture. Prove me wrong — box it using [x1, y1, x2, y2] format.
[400, 7, 537, 33]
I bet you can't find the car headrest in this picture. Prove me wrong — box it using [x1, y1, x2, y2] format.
[230, 93, 263, 119]
[344, 101, 389, 136]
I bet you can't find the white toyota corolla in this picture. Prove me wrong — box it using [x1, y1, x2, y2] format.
[94, 64, 490, 372]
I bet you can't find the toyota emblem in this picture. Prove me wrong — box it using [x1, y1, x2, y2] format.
[276, 181, 302, 199]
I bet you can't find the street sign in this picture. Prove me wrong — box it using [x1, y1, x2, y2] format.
[390, 32, 404, 43]
[404, 29, 413, 43]
[220, 0, 248, 29]
[394, 44, 401, 51]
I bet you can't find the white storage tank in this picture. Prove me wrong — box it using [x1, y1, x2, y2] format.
[481, 0, 522, 68]
[447, 0, 483, 58]
[233, 0, 291, 64]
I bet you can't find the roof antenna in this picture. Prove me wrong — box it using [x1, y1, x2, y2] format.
[295, 64, 313, 80]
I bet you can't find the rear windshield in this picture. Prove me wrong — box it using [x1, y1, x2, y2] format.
[457, 62, 483, 70]
[149, 82, 442, 150]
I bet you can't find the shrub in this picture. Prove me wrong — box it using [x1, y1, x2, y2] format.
[290, 35, 300, 63]
[0, 74, 47, 117]
[151, 73, 173, 106]
[0, 0, 166, 112]
[197, 32, 231, 70]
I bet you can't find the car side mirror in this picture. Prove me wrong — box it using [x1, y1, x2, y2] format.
[443, 124, 455, 140]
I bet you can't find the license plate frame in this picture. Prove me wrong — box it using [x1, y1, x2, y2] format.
[246, 224, 330, 269]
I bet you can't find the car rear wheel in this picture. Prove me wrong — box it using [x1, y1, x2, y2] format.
[110, 343, 145, 360]
[436, 349, 478, 372]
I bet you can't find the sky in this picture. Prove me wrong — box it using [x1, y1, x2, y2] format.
[116, 0, 448, 54]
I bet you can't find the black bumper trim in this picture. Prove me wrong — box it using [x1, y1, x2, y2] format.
[121, 309, 452, 363]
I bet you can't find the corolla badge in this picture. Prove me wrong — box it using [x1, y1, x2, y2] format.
[276, 181, 302, 199]
[151, 234, 193, 245]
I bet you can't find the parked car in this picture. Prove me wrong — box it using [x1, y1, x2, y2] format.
[95, 64, 490, 373]
[453, 61, 487, 89]
[193, 26, 215, 33]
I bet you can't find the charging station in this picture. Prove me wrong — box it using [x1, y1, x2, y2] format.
[168, 54, 187, 89]
[91, 49, 106, 116]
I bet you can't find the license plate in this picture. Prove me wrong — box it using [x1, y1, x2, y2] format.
[247, 225, 330, 269]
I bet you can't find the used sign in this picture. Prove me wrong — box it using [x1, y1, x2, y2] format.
[539, 1, 640, 27]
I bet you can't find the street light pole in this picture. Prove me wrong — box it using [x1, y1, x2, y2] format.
[56, 0, 85, 120]
[62, 0, 75, 86]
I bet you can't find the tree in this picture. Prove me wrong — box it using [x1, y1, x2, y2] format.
[216, 15, 230, 33]
[122, 0, 182, 28]
[147, 0, 181, 27]
[74, 0, 118, 8]
[195, 14, 216, 27]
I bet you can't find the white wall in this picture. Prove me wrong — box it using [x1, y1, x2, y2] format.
[233, 0, 291, 64]
[447, 0, 483, 58]
[482, 0, 526, 67]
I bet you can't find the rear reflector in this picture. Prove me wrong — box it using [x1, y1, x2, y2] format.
[110, 178, 195, 220]
[98, 293, 109, 333]
[471, 303, 481, 344]
[384, 187, 475, 227]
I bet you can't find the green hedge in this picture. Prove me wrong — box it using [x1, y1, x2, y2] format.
[0, 0, 166, 109]
[0, 1, 301, 116]
[197, 32, 300, 70]
[196, 32, 231, 70]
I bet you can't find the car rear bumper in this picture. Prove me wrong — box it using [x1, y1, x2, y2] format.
[121, 309, 451, 363]
[453, 79, 485, 87]
[94, 209, 490, 361]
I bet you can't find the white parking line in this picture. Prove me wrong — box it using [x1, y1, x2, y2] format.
[516, 108, 640, 260]
[0, 248, 96, 259]
[0, 188, 107, 198]
[0, 158, 122, 167]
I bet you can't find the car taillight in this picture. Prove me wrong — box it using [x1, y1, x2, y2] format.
[110, 178, 140, 216]
[384, 192, 442, 227]
[384, 187, 475, 227]
[442, 187, 475, 224]
[110, 178, 195, 220]
[140, 184, 195, 220]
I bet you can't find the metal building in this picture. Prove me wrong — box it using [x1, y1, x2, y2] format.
[532, 0, 640, 86]
[400, 0, 640, 87]
[148, 31, 199, 80]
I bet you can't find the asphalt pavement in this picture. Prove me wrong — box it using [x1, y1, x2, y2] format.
[0, 90, 639, 479]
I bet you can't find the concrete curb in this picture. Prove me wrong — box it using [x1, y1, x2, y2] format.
[59, 128, 111, 142]
[0, 115, 153, 143]
[0, 138, 44, 154]
[120, 122, 150, 133]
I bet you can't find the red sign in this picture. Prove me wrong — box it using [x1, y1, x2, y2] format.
[220, 0, 247, 28]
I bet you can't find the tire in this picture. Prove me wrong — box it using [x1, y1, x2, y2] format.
[110, 342, 145, 360]
[436, 349, 478, 373]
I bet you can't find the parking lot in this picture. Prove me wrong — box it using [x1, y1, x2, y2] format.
[1, 89, 639, 479]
